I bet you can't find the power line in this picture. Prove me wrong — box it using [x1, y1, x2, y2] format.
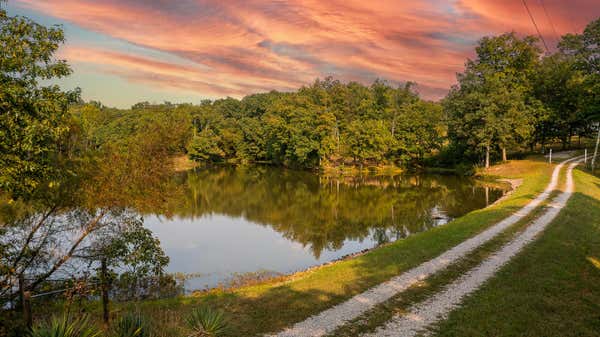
[538, 0, 560, 43]
[521, 0, 550, 53]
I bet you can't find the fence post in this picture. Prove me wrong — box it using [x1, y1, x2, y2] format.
[101, 258, 110, 328]
[23, 291, 32, 329]
[592, 124, 600, 173]
[18, 274, 24, 311]
[549, 149, 552, 163]
[18, 274, 32, 329]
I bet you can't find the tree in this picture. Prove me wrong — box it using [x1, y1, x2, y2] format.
[533, 54, 585, 150]
[187, 128, 226, 162]
[0, 8, 80, 198]
[343, 119, 393, 165]
[82, 215, 169, 326]
[557, 17, 600, 167]
[394, 101, 445, 164]
[445, 33, 541, 167]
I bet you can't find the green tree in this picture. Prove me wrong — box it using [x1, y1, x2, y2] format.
[533, 54, 586, 150]
[187, 128, 226, 162]
[0, 8, 80, 198]
[394, 101, 445, 164]
[445, 33, 541, 167]
[343, 119, 393, 165]
[84, 215, 169, 326]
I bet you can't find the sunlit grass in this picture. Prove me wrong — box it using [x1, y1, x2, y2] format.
[428, 168, 600, 337]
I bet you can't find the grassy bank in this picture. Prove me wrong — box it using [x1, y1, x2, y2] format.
[428, 168, 600, 337]
[326, 186, 562, 336]
[102, 159, 555, 336]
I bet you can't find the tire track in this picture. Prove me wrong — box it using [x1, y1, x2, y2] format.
[365, 159, 582, 337]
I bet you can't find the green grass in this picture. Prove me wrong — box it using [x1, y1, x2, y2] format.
[427, 168, 600, 337]
[325, 189, 561, 337]
[105, 160, 555, 336]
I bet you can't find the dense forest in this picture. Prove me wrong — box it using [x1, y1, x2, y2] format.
[69, 20, 600, 171]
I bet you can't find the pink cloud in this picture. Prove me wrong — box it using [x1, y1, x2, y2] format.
[16, 0, 600, 100]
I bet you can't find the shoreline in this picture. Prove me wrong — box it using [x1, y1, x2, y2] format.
[187, 176, 516, 296]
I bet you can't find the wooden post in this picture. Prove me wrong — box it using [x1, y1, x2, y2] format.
[18, 274, 32, 328]
[23, 291, 32, 329]
[549, 149, 552, 164]
[584, 149, 588, 165]
[101, 258, 110, 328]
[485, 145, 490, 168]
[18, 274, 24, 312]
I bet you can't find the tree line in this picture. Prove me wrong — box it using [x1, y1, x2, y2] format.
[68, 17, 600, 170]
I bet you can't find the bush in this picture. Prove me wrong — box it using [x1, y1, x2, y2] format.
[29, 315, 100, 337]
[112, 313, 151, 337]
[185, 306, 228, 337]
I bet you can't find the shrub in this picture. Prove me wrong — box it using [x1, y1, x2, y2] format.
[29, 315, 100, 337]
[185, 306, 228, 337]
[112, 313, 151, 337]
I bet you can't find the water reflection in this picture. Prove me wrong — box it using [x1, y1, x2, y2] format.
[138, 166, 505, 290]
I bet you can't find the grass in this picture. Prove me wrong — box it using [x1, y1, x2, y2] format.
[325, 188, 561, 337]
[426, 168, 600, 337]
[103, 159, 555, 336]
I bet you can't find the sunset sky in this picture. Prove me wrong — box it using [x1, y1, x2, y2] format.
[5, 0, 600, 108]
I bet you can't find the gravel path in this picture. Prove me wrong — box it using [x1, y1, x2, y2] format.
[269, 157, 580, 337]
[364, 158, 582, 337]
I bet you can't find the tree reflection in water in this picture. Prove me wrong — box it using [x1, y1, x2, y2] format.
[138, 166, 506, 259]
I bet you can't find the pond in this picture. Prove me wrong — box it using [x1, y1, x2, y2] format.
[136, 166, 507, 291]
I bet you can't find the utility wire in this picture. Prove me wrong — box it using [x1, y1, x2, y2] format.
[521, 0, 550, 53]
[538, 0, 560, 43]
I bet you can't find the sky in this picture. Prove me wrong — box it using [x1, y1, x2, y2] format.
[4, 0, 600, 108]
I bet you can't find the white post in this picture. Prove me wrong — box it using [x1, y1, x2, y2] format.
[584, 148, 588, 164]
[549, 149, 552, 164]
[592, 123, 600, 172]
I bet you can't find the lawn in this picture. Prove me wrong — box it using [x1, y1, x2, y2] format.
[428, 168, 600, 337]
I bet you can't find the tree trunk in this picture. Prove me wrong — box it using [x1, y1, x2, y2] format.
[502, 147, 507, 162]
[101, 258, 110, 328]
[485, 145, 490, 168]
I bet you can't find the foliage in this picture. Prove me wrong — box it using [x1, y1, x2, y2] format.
[112, 313, 151, 337]
[343, 119, 393, 164]
[444, 33, 541, 166]
[28, 315, 100, 337]
[185, 306, 228, 337]
[0, 7, 80, 198]
[181, 78, 440, 168]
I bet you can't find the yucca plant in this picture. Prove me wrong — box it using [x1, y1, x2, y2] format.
[112, 313, 151, 337]
[185, 306, 228, 337]
[29, 315, 101, 337]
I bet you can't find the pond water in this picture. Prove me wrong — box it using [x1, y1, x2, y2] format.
[135, 166, 506, 291]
